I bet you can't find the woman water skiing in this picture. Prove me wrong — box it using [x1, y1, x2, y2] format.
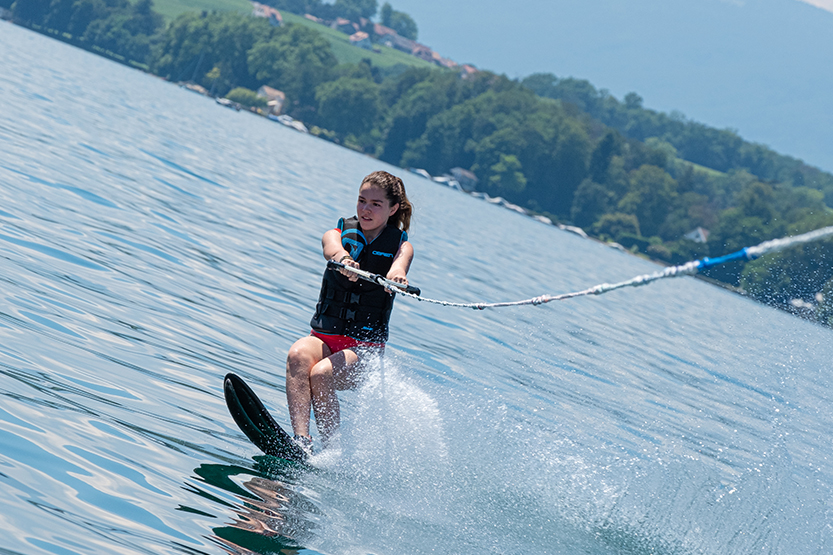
[285, 171, 414, 454]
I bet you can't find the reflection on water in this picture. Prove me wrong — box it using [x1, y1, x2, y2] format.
[192, 461, 317, 555]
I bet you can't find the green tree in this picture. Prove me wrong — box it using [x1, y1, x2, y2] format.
[710, 169, 757, 210]
[316, 77, 381, 136]
[334, 0, 376, 20]
[602, 155, 630, 198]
[267, 0, 309, 13]
[66, 0, 108, 36]
[396, 81, 592, 215]
[402, 85, 541, 174]
[11, 0, 51, 24]
[644, 137, 677, 168]
[247, 24, 337, 108]
[735, 181, 776, 224]
[624, 92, 643, 110]
[151, 13, 275, 94]
[83, 14, 152, 61]
[43, 0, 76, 32]
[332, 58, 377, 81]
[592, 213, 640, 241]
[543, 118, 591, 215]
[775, 186, 828, 222]
[521, 73, 605, 115]
[77, 0, 162, 62]
[571, 179, 615, 228]
[127, 0, 163, 36]
[470, 126, 527, 184]
[380, 2, 417, 39]
[379, 68, 498, 165]
[402, 100, 478, 173]
[657, 191, 715, 241]
[618, 164, 678, 237]
[589, 130, 624, 183]
[225, 87, 267, 108]
[379, 66, 432, 107]
[381, 80, 454, 165]
[83, 15, 134, 55]
[487, 154, 526, 194]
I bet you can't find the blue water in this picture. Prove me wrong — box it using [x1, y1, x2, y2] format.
[1, 22, 832, 555]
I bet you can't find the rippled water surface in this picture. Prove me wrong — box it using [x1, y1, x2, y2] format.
[2, 23, 832, 555]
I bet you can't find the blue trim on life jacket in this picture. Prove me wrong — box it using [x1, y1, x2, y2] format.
[311, 216, 406, 342]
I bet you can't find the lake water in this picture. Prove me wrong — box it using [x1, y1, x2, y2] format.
[1, 22, 832, 555]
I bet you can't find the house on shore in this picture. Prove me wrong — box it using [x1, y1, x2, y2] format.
[350, 31, 372, 50]
[331, 17, 359, 35]
[450, 167, 479, 191]
[459, 64, 478, 78]
[380, 32, 416, 54]
[183, 82, 209, 95]
[684, 227, 710, 243]
[411, 43, 435, 62]
[252, 2, 282, 26]
[257, 86, 285, 115]
[310, 15, 467, 71]
[386, 36, 460, 70]
[373, 23, 398, 39]
[431, 51, 458, 69]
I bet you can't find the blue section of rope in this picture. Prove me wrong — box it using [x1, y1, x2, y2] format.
[695, 248, 751, 270]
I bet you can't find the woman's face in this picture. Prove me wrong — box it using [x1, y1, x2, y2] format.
[357, 183, 399, 235]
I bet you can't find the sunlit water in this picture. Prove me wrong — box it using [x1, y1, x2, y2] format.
[1, 23, 832, 555]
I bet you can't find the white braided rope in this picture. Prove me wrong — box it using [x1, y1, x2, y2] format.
[346, 225, 833, 310]
[393, 260, 702, 309]
[746, 225, 833, 258]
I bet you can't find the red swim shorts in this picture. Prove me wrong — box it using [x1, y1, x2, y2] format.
[310, 330, 384, 355]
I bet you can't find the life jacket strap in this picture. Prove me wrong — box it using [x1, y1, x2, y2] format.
[324, 289, 361, 305]
[323, 288, 390, 308]
[318, 303, 392, 323]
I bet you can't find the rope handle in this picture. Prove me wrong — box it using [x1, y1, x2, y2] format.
[327, 260, 422, 296]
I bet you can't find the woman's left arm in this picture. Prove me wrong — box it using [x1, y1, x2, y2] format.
[386, 241, 414, 287]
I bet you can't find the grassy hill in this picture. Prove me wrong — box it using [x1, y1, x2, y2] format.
[151, 0, 436, 69]
[151, 0, 251, 21]
[281, 12, 435, 70]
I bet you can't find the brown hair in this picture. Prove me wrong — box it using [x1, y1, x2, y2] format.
[361, 171, 413, 232]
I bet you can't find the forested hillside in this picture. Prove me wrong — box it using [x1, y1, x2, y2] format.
[6, 0, 833, 324]
[521, 74, 833, 205]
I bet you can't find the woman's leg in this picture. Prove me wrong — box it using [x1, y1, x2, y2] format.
[285, 336, 330, 438]
[309, 349, 360, 443]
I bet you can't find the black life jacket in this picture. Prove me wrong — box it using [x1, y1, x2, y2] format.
[310, 217, 407, 342]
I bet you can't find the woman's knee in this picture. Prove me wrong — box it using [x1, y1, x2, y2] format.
[309, 360, 333, 386]
[286, 340, 320, 376]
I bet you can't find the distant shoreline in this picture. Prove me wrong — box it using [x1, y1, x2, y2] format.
[6, 13, 833, 328]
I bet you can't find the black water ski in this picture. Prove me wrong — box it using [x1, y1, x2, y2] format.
[223, 373, 307, 462]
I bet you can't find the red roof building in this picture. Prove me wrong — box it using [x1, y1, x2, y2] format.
[252, 2, 282, 26]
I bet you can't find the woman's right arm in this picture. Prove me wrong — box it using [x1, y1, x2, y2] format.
[322, 229, 359, 281]
[322, 229, 348, 261]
